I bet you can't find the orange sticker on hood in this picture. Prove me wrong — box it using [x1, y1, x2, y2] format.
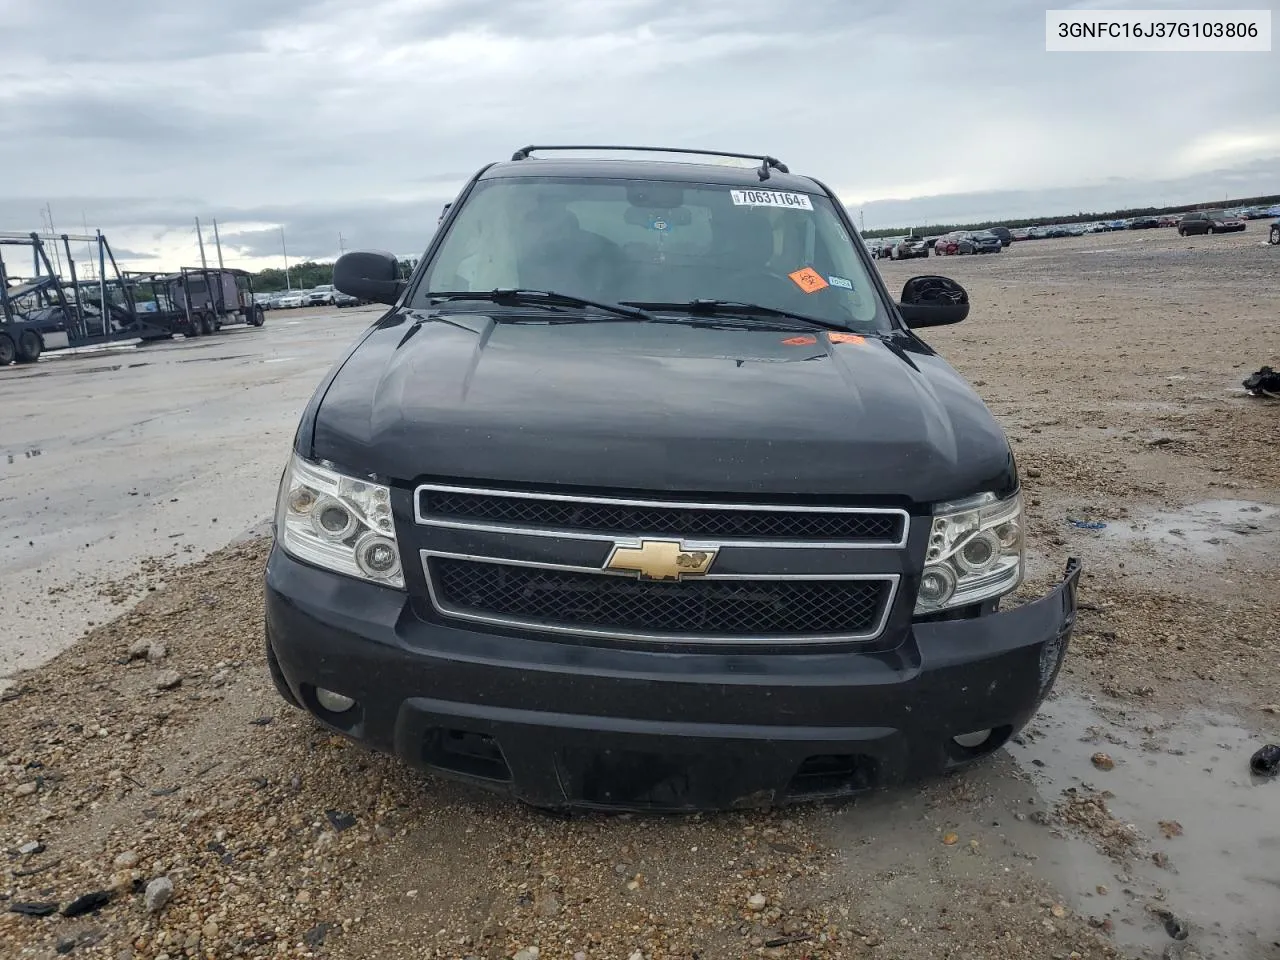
[781, 335, 818, 345]
[788, 267, 829, 294]
[828, 332, 865, 344]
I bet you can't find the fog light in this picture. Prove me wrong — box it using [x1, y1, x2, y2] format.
[953, 729, 992, 748]
[354, 533, 401, 580]
[917, 564, 957, 608]
[315, 688, 355, 713]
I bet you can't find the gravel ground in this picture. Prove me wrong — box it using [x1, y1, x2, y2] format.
[2, 225, 1278, 960]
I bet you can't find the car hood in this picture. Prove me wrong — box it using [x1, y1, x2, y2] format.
[307, 312, 1015, 504]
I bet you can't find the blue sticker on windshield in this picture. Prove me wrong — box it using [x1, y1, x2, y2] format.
[827, 275, 853, 290]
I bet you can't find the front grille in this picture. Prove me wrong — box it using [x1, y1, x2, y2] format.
[429, 557, 890, 640]
[419, 488, 903, 544]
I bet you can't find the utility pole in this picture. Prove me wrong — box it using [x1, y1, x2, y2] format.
[338, 231, 347, 255]
[212, 218, 225, 270]
[859, 209, 865, 233]
[44, 203, 64, 275]
[280, 226, 291, 291]
[195, 217, 209, 269]
[82, 212, 95, 280]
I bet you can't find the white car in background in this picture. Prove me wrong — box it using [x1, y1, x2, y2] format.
[276, 292, 306, 309]
[305, 285, 337, 306]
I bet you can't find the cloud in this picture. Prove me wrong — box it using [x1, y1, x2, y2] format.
[1, 0, 1274, 269]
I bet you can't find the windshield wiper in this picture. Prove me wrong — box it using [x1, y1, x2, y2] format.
[429, 289, 654, 322]
[624, 299, 849, 332]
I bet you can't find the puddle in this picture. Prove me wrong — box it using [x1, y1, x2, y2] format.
[1011, 692, 1280, 959]
[1100, 499, 1279, 559]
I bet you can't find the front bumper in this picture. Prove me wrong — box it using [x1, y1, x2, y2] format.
[264, 546, 1080, 811]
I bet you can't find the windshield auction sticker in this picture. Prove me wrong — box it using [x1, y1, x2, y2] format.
[730, 189, 813, 210]
[788, 267, 829, 293]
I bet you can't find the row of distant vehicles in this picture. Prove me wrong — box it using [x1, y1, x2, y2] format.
[253, 283, 365, 310]
[867, 203, 1280, 259]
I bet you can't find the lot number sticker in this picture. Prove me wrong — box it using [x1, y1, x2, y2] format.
[730, 189, 813, 211]
[788, 267, 829, 294]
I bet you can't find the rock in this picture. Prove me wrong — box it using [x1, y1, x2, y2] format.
[1091, 752, 1115, 771]
[127, 640, 151, 660]
[9, 902, 58, 916]
[747, 893, 768, 911]
[535, 893, 561, 918]
[13, 781, 38, 796]
[18, 840, 44, 855]
[146, 642, 168, 663]
[113, 850, 140, 870]
[574, 954, 587, 960]
[61, 890, 113, 917]
[202, 920, 218, 940]
[144, 876, 174, 913]
[154, 671, 182, 691]
[513, 948, 540, 960]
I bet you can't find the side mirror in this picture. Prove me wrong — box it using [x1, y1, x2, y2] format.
[895, 275, 970, 328]
[333, 250, 404, 306]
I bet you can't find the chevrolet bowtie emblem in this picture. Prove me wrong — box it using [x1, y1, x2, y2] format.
[605, 539, 718, 581]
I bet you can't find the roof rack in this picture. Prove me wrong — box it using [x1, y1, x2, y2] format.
[509, 145, 790, 181]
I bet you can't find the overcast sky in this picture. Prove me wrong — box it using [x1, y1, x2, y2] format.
[1, 0, 1276, 273]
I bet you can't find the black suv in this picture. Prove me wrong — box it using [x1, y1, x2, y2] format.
[1178, 210, 1246, 235]
[264, 145, 1080, 812]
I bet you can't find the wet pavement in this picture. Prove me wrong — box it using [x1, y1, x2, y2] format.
[1013, 690, 1279, 960]
[0, 306, 383, 684]
[822, 686, 1279, 960]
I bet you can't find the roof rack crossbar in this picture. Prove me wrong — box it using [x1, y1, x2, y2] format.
[509, 145, 789, 180]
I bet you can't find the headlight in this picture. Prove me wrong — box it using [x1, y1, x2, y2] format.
[914, 491, 1023, 614]
[274, 453, 404, 589]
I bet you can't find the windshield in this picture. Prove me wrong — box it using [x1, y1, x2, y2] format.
[415, 176, 890, 332]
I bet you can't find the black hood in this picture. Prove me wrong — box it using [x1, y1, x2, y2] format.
[305, 312, 1015, 505]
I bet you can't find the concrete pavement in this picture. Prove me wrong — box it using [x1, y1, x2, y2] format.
[0, 305, 385, 685]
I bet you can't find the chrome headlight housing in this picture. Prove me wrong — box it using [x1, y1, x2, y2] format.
[914, 491, 1023, 614]
[274, 453, 404, 589]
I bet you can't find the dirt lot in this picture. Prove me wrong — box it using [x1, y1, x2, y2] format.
[2, 226, 1278, 960]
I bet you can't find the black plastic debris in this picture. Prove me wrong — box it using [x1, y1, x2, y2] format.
[60, 890, 112, 918]
[1250, 744, 1280, 777]
[1243, 366, 1280, 398]
[9, 901, 58, 916]
[325, 809, 357, 832]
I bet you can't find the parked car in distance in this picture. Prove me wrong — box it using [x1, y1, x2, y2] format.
[889, 235, 930, 260]
[334, 292, 361, 307]
[932, 231, 964, 256]
[305, 284, 338, 306]
[1010, 228, 1031, 241]
[987, 226, 1013, 247]
[276, 293, 305, 309]
[1127, 216, 1161, 229]
[1178, 210, 1246, 235]
[958, 231, 1002, 254]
